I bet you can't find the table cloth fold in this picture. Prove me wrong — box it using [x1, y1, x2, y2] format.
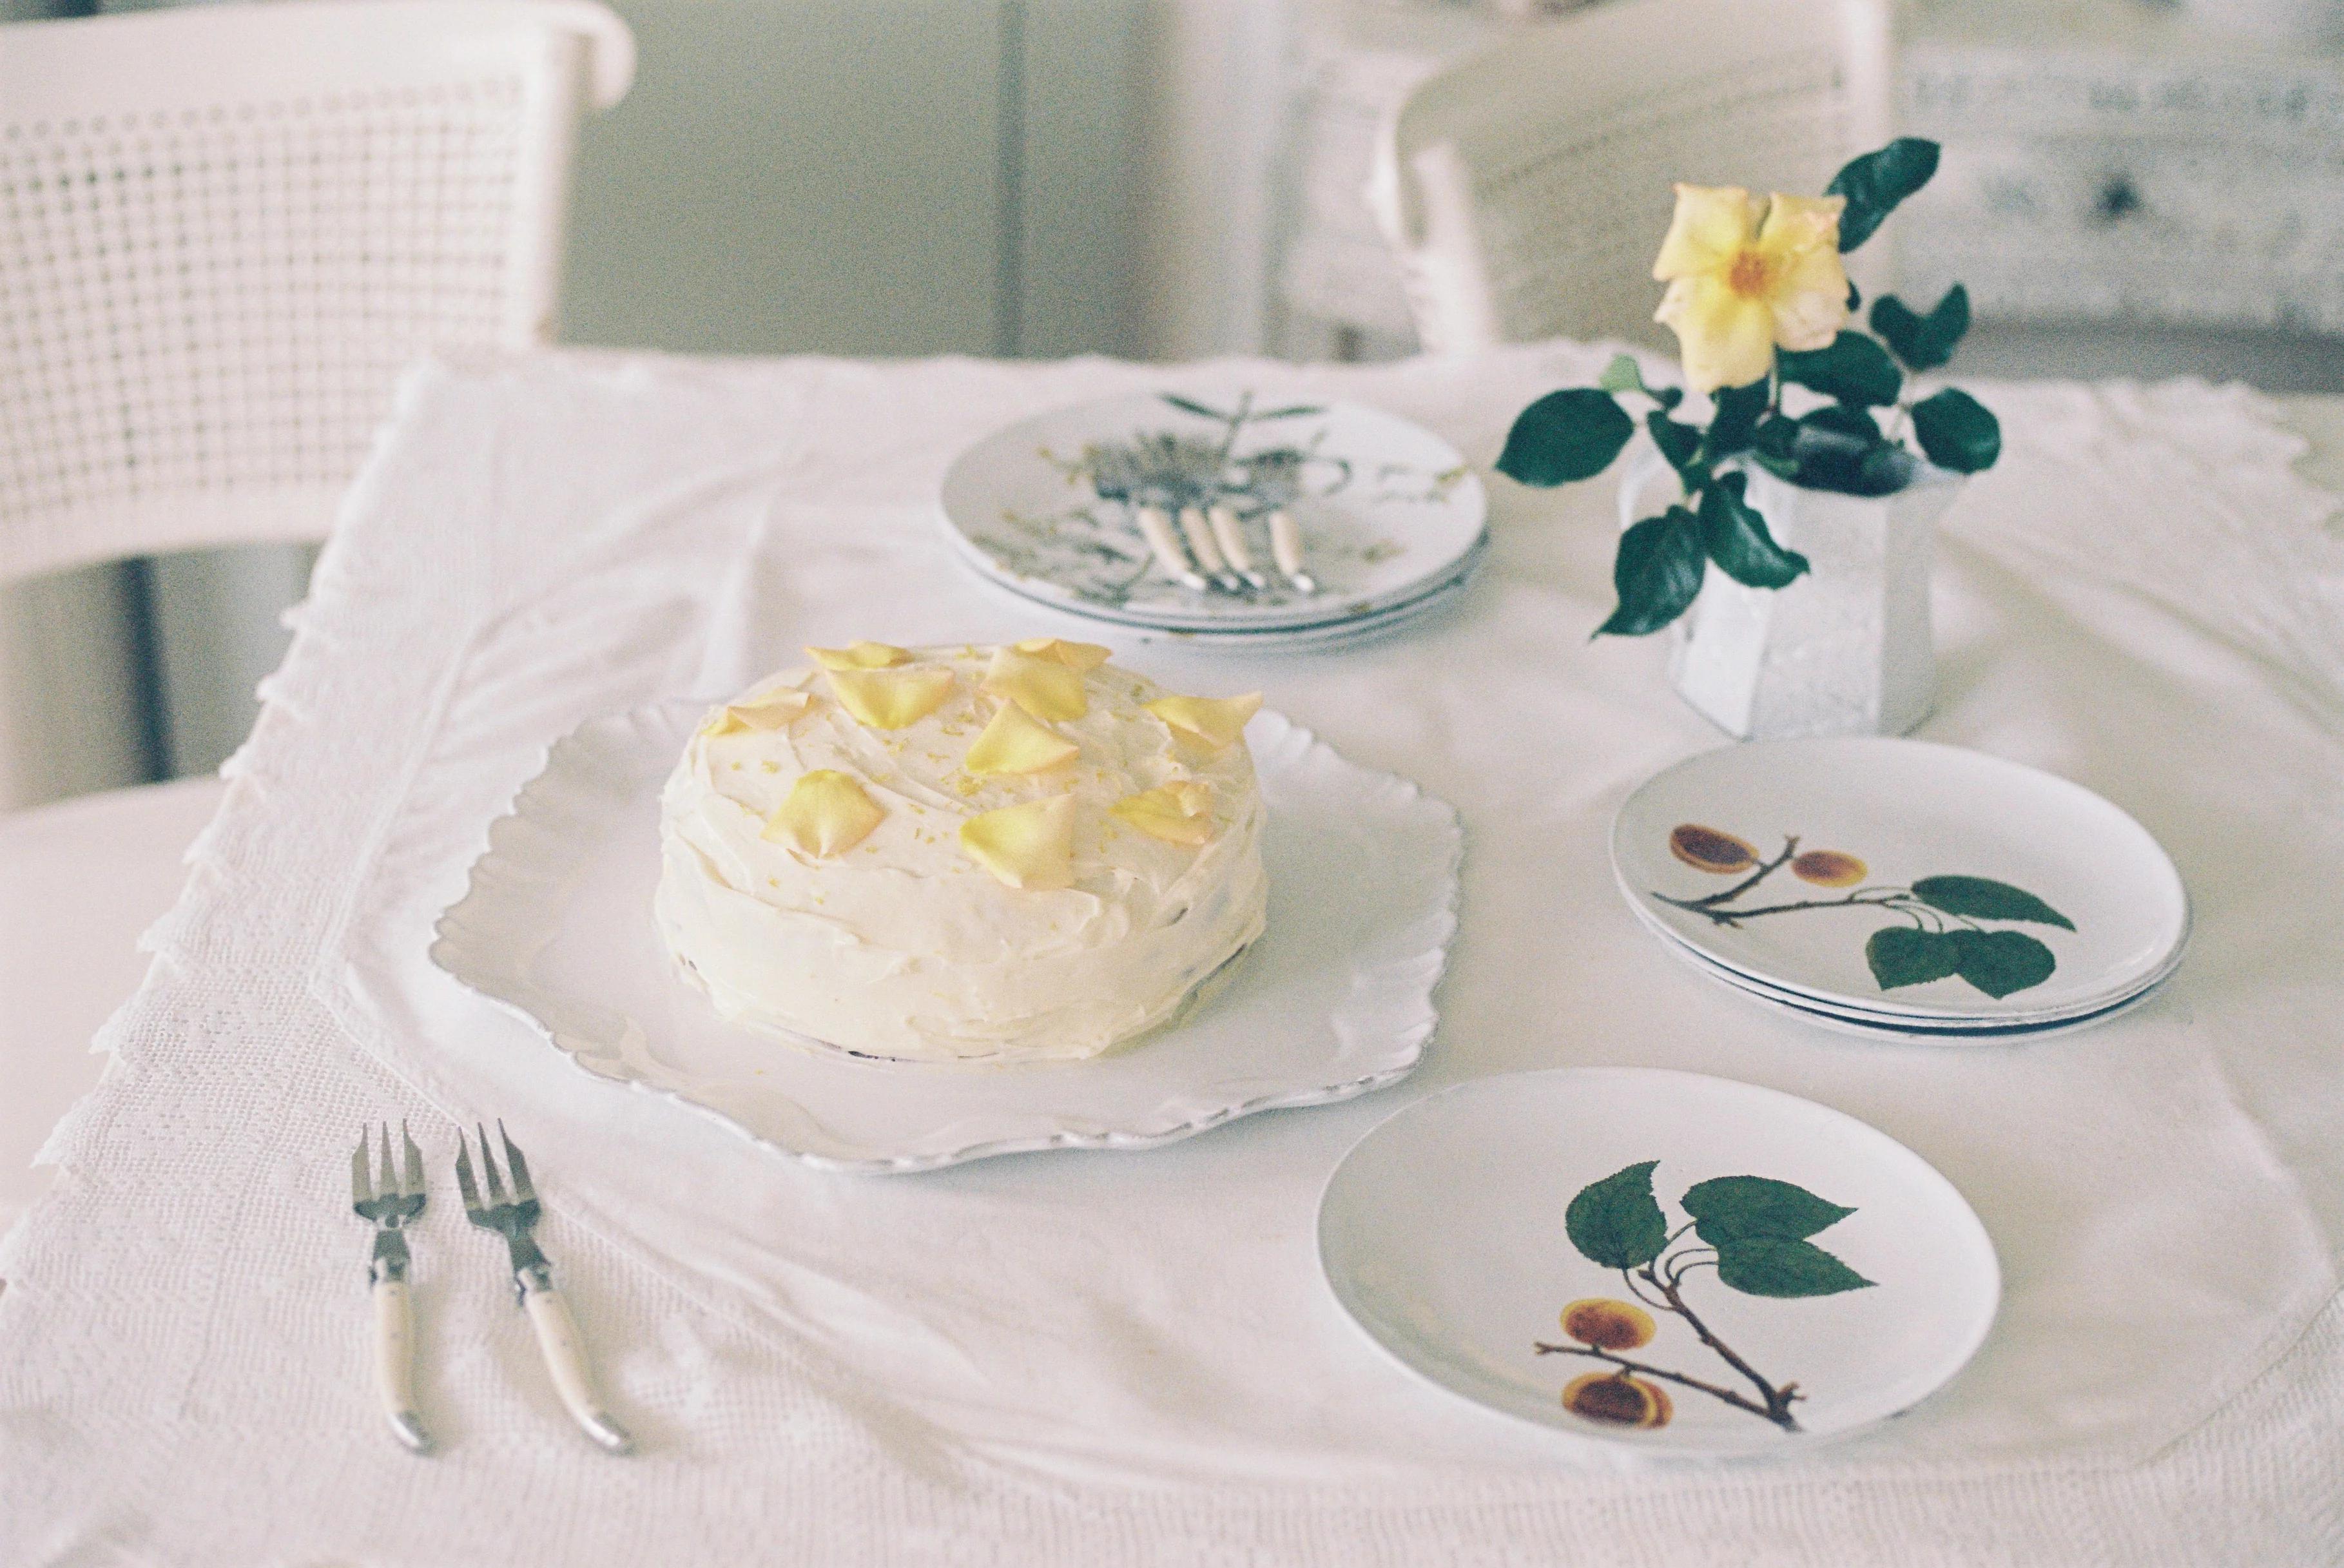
[4, 344, 2341, 1566]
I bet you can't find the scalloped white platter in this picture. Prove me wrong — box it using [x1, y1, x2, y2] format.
[431, 701, 1462, 1173]
[939, 391, 1487, 632]
[1613, 739, 2188, 1025]
[1318, 1069, 2001, 1457]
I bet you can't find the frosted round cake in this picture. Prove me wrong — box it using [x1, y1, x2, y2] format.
[654, 639, 1267, 1063]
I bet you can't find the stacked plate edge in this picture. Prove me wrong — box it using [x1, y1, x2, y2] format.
[1610, 737, 2189, 1041]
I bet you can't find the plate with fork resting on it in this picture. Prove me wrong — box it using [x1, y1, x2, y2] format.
[938, 391, 1488, 636]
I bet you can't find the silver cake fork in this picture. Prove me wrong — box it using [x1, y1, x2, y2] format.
[351, 1121, 431, 1453]
[456, 1121, 632, 1453]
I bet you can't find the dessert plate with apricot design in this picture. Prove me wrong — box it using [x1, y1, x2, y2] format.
[1611, 739, 2189, 1028]
[1317, 1069, 2000, 1456]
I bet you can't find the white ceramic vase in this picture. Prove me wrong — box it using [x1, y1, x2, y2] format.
[1618, 448, 1961, 741]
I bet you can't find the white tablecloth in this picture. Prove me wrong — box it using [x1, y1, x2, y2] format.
[5, 345, 2343, 1565]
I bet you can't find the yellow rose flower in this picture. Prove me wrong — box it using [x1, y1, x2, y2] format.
[1652, 185, 1850, 394]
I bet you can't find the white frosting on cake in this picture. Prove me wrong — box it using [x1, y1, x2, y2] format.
[654, 644, 1268, 1062]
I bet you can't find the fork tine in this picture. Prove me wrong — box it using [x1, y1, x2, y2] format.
[498, 1119, 535, 1202]
[476, 1123, 508, 1203]
[454, 1130, 483, 1214]
[401, 1121, 425, 1199]
[376, 1124, 397, 1204]
[351, 1128, 374, 1208]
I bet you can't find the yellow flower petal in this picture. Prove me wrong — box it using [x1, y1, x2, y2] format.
[1757, 192, 1846, 253]
[824, 665, 954, 729]
[1110, 780, 1214, 846]
[1651, 184, 1761, 281]
[806, 641, 911, 670]
[1144, 692, 1263, 753]
[1763, 205, 1846, 349]
[964, 700, 1080, 775]
[1012, 637, 1112, 673]
[959, 793, 1078, 890]
[1655, 273, 1777, 396]
[702, 688, 814, 737]
[981, 646, 1089, 722]
[762, 769, 885, 857]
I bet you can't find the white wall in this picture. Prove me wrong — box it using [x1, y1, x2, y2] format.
[557, 0, 1146, 360]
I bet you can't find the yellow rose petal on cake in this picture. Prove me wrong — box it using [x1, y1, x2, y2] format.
[982, 645, 1089, 722]
[762, 769, 885, 857]
[960, 793, 1078, 890]
[1013, 636, 1112, 673]
[806, 641, 912, 670]
[1144, 692, 1263, 753]
[824, 664, 954, 729]
[703, 688, 813, 737]
[1110, 780, 1214, 847]
[964, 700, 1079, 775]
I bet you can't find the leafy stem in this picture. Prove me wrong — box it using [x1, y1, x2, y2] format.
[1639, 1257, 1803, 1430]
[1672, 835, 1799, 909]
[1533, 1340, 1792, 1429]
[1657, 888, 1912, 927]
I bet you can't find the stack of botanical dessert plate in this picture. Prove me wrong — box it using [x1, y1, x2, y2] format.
[1611, 738, 2190, 1041]
[938, 391, 1487, 652]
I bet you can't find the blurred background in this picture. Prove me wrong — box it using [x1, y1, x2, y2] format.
[6, 0, 2342, 808]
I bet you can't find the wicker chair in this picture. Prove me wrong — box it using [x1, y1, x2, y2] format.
[1368, 0, 1892, 354]
[0, 0, 632, 1228]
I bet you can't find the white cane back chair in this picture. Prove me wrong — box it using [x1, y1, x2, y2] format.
[0, 0, 634, 585]
[1368, 0, 1892, 353]
[0, 0, 632, 1232]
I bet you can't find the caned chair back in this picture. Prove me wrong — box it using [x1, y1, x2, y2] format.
[0, 0, 633, 586]
[1370, 0, 1891, 354]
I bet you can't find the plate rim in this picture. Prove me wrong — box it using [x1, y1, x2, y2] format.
[938, 506, 1491, 635]
[1611, 737, 2191, 1022]
[429, 699, 1466, 1174]
[1315, 1065, 2004, 1457]
[951, 540, 1482, 646]
[1616, 863, 2192, 1030]
[938, 390, 1489, 630]
[1638, 909, 2177, 1041]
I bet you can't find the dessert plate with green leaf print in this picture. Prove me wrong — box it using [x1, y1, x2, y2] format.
[1317, 1069, 2000, 1456]
[1611, 739, 2188, 1026]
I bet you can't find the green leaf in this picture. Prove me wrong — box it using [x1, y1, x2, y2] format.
[1826, 137, 1941, 252]
[1801, 403, 1881, 442]
[1950, 928, 2059, 998]
[1750, 414, 1801, 478]
[1776, 333, 1902, 407]
[1496, 389, 1636, 487]
[1565, 1160, 1670, 1270]
[1597, 353, 1645, 396]
[1866, 925, 1962, 990]
[1705, 378, 1770, 458]
[1698, 471, 1808, 588]
[1647, 409, 1704, 479]
[1910, 387, 2001, 474]
[1596, 508, 1707, 637]
[1846, 278, 1863, 312]
[1253, 403, 1326, 420]
[1161, 394, 1231, 421]
[1784, 405, 1915, 496]
[1716, 1235, 1875, 1298]
[1681, 1176, 1855, 1245]
[1852, 443, 1919, 496]
[1870, 285, 1970, 372]
[1908, 875, 2075, 929]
